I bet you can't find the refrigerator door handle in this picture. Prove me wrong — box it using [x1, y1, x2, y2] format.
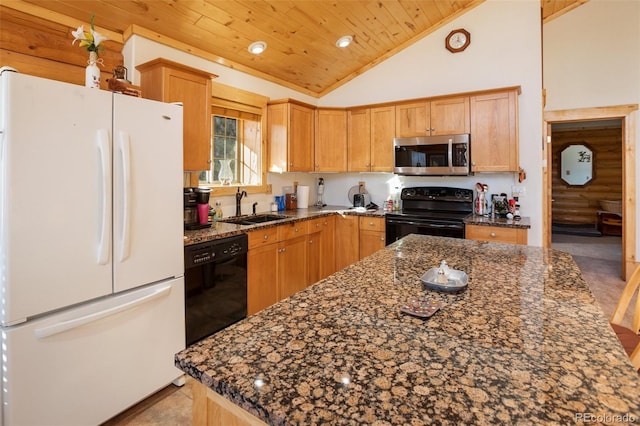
[118, 131, 131, 262]
[97, 129, 111, 265]
[34, 284, 172, 339]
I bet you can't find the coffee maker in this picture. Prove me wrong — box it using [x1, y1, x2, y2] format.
[183, 188, 198, 229]
[184, 187, 212, 230]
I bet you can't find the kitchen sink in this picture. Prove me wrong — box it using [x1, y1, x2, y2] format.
[222, 214, 290, 226]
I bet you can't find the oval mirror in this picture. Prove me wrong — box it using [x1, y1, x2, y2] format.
[560, 143, 594, 186]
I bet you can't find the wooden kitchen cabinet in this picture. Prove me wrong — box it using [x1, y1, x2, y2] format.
[136, 58, 215, 171]
[307, 216, 336, 283]
[347, 106, 394, 172]
[315, 109, 347, 171]
[334, 215, 360, 270]
[395, 96, 470, 137]
[277, 221, 309, 299]
[268, 100, 315, 172]
[465, 224, 527, 245]
[470, 88, 520, 172]
[347, 108, 371, 172]
[359, 217, 386, 259]
[247, 227, 280, 315]
[371, 106, 395, 172]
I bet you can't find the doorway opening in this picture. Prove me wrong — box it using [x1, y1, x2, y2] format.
[543, 105, 637, 280]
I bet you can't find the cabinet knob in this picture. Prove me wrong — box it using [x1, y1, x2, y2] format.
[369, 222, 374, 226]
[380, 237, 385, 241]
[309, 240, 313, 244]
[294, 227, 299, 233]
[289, 163, 293, 167]
[263, 235, 269, 240]
[316, 223, 320, 228]
[490, 232, 496, 238]
[207, 159, 212, 164]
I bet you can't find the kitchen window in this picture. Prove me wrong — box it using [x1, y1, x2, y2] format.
[199, 114, 261, 187]
[195, 82, 269, 195]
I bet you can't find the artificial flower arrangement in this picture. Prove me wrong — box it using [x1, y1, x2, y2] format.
[71, 13, 107, 56]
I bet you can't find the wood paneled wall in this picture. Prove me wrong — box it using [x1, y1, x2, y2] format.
[0, 6, 123, 88]
[551, 126, 622, 225]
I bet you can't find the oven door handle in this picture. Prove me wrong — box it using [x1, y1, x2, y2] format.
[386, 218, 463, 228]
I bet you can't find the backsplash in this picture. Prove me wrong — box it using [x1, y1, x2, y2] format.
[184, 171, 526, 218]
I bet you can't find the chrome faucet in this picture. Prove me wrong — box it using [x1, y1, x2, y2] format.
[235, 187, 247, 216]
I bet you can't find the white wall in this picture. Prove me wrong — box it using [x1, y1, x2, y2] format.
[123, 0, 544, 244]
[543, 0, 640, 250]
[319, 0, 543, 245]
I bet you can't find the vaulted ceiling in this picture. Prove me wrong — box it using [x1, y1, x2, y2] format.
[17, 0, 588, 97]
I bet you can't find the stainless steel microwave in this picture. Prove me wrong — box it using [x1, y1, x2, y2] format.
[393, 134, 470, 176]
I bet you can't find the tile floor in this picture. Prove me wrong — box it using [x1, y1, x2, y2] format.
[103, 234, 627, 425]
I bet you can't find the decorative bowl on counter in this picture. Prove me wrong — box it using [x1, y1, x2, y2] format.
[400, 297, 442, 318]
[421, 267, 468, 293]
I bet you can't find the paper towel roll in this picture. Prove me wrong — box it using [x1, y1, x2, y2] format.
[297, 185, 310, 208]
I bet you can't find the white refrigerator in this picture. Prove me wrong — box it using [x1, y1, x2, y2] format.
[0, 71, 185, 425]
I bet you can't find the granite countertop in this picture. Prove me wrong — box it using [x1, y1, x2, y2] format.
[464, 214, 531, 229]
[175, 234, 640, 425]
[183, 205, 385, 246]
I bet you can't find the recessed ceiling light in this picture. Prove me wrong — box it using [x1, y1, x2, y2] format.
[336, 35, 353, 48]
[248, 41, 267, 54]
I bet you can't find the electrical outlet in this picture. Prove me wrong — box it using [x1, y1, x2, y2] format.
[511, 185, 526, 198]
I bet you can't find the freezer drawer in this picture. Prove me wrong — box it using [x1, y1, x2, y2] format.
[1, 278, 185, 426]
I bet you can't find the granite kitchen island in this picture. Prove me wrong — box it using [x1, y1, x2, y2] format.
[175, 234, 640, 425]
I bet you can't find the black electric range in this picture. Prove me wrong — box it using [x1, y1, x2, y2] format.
[385, 186, 473, 243]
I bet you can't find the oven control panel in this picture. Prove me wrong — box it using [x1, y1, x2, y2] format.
[401, 187, 472, 202]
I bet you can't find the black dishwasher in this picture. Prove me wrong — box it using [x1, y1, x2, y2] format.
[184, 234, 248, 345]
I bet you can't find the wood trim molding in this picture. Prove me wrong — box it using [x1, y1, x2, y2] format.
[2, 0, 123, 43]
[544, 105, 638, 122]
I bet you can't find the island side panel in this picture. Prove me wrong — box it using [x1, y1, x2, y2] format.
[193, 381, 267, 426]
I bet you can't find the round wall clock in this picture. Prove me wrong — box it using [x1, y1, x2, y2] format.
[445, 28, 471, 53]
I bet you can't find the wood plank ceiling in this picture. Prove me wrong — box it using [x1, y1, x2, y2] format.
[15, 0, 588, 97]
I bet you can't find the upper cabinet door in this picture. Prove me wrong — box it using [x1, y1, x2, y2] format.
[267, 101, 314, 172]
[347, 108, 371, 172]
[470, 90, 519, 172]
[288, 103, 315, 172]
[395, 102, 429, 137]
[370, 106, 395, 172]
[395, 97, 469, 137]
[430, 96, 470, 135]
[315, 109, 347, 172]
[137, 59, 215, 171]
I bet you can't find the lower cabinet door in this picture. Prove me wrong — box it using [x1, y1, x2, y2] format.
[278, 235, 308, 300]
[247, 243, 279, 315]
[359, 230, 386, 259]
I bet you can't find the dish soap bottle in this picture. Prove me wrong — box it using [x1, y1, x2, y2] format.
[214, 200, 223, 221]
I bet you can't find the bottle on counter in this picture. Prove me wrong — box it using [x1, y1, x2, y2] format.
[385, 195, 393, 212]
[393, 187, 401, 211]
[214, 200, 223, 221]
